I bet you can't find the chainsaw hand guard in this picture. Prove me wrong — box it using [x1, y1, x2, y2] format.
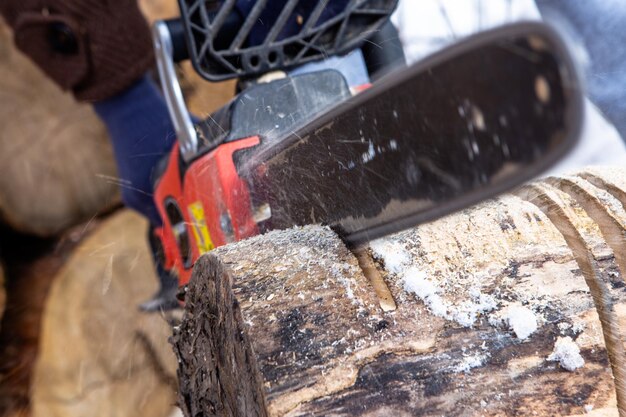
[178, 0, 399, 81]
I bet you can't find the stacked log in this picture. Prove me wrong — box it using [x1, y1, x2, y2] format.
[0, 2, 235, 415]
[0, 22, 120, 237]
[0, 230, 84, 416]
[29, 211, 178, 417]
[173, 167, 626, 416]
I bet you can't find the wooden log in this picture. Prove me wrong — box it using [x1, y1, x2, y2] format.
[0, 23, 120, 237]
[138, 0, 180, 22]
[0, 229, 84, 417]
[173, 167, 626, 417]
[30, 210, 178, 417]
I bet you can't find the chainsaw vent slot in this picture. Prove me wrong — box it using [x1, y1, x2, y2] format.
[178, 0, 399, 81]
[165, 198, 193, 268]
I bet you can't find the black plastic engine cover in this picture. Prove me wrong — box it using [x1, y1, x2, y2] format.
[196, 69, 351, 152]
[178, 0, 399, 81]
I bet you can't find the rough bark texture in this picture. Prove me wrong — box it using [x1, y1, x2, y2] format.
[30, 210, 178, 417]
[0, 22, 120, 236]
[173, 166, 626, 417]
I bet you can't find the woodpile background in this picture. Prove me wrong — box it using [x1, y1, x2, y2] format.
[0, 261, 5, 327]
[0, 23, 119, 237]
[0, 1, 235, 416]
[30, 211, 178, 417]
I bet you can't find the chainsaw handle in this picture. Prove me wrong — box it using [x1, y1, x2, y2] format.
[165, 15, 406, 75]
[163, 19, 189, 63]
[164, 6, 244, 64]
[155, 14, 405, 163]
[153, 20, 198, 162]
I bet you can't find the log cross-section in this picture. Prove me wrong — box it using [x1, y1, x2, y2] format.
[174, 255, 269, 416]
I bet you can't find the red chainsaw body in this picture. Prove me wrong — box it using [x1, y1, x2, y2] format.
[153, 136, 261, 286]
[152, 70, 358, 287]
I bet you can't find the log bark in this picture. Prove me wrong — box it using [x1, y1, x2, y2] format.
[0, 23, 120, 237]
[173, 166, 626, 417]
[30, 210, 178, 417]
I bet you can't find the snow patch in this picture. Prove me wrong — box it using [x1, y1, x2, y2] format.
[369, 239, 411, 274]
[451, 291, 497, 328]
[361, 141, 376, 163]
[400, 268, 496, 327]
[506, 305, 538, 340]
[401, 267, 450, 318]
[328, 263, 357, 303]
[454, 352, 490, 373]
[547, 336, 585, 371]
[557, 322, 572, 334]
[489, 304, 538, 340]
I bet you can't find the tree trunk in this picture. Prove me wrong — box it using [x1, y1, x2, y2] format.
[173, 166, 626, 417]
[30, 210, 178, 417]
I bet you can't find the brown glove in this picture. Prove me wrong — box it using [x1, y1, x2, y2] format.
[0, 0, 154, 101]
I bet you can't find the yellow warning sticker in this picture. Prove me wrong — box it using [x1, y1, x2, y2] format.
[188, 201, 214, 254]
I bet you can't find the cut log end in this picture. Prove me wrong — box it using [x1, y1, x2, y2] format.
[30, 211, 178, 417]
[172, 254, 268, 417]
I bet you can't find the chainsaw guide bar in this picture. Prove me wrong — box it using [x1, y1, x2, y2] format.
[240, 22, 583, 245]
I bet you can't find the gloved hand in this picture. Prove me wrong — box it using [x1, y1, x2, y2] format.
[0, 0, 154, 101]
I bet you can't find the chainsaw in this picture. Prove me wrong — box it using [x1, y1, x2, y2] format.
[150, 0, 583, 289]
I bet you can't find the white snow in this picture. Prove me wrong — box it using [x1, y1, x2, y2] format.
[450, 291, 498, 328]
[557, 322, 572, 334]
[372, 236, 497, 328]
[454, 352, 490, 373]
[488, 303, 539, 340]
[505, 305, 538, 340]
[361, 141, 376, 163]
[547, 336, 585, 371]
[401, 267, 450, 318]
[400, 267, 496, 328]
[369, 239, 411, 274]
